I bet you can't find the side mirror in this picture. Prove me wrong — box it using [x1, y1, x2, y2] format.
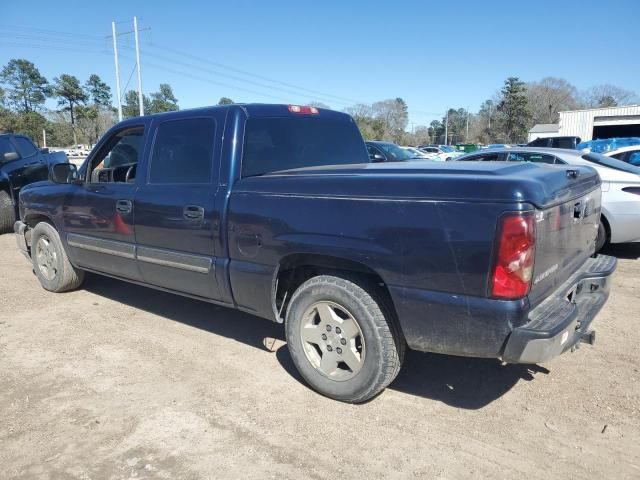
[49, 163, 79, 184]
[370, 153, 385, 162]
[40, 147, 50, 154]
[2, 152, 20, 163]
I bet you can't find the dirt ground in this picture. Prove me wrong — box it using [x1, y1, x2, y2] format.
[1, 233, 639, 480]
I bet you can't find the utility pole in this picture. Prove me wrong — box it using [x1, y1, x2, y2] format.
[133, 16, 144, 116]
[465, 107, 469, 143]
[111, 21, 123, 121]
[444, 109, 449, 145]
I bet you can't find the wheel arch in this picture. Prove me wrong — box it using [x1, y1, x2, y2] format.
[600, 210, 612, 243]
[272, 253, 401, 333]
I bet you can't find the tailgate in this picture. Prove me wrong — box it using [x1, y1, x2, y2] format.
[528, 180, 602, 307]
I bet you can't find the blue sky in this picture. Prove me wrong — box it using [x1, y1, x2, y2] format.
[3, 0, 639, 126]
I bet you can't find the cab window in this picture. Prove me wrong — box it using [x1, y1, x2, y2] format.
[0, 137, 19, 162]
[149, 118, 216, 184]
[89, 126, 144, 183]
[13, 137, 38, 158]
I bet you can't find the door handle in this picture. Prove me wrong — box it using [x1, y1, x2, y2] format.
[183, 205, 205, 220]
[116, 199, 132, 214]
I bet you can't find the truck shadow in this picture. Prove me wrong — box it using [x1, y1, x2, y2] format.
[82, 273, 285, 352]
[276, 346, 549, 409]
[601, 243, 640, 260]
[84, 274, 549, 409]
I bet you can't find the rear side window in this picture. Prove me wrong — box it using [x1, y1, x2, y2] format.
[13, 137, 38, 157]
[150, 118, 216, 184]
[242, 116, 368, 177]
[507, 152, 556, 164]
[459, 153, 502, 162]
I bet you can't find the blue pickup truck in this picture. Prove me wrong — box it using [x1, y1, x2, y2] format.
[14, 104, 616, 402]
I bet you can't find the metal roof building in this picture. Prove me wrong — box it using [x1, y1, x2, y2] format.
[528, 123, 560, 142]
[558, 104, 640, 141]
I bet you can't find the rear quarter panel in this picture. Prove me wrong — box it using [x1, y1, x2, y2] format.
[227, 176, 527, 356]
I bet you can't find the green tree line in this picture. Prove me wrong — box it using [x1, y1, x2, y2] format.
[2, 57, 637, 148]
[0, 58, 181, 147]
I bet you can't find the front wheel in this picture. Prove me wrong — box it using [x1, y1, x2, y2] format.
[285, 274, 404, 403]
[31, 222, 85, 292]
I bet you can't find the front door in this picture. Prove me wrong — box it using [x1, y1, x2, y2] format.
[62, 125, 146, 280]
[134, 114, 223, 300]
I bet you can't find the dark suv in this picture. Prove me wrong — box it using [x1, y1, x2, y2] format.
[527, 136, 581, 149]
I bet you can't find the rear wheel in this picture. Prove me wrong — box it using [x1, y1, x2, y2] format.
[595, 221, 608, 252]
[31, 222, 84, 292]
[0, 190, 16, 234]
[285, 274, 404, 403]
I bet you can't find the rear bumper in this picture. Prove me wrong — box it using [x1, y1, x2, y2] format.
[14, 220, 30, 259]
[502, 254, 617, 364]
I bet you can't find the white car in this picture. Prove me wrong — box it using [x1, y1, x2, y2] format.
[456, 147, 640, 250]
[418, 145, 465, 161]
[400, 147, 439, 160]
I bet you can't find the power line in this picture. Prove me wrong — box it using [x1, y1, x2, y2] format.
[3, 25, 445, 124]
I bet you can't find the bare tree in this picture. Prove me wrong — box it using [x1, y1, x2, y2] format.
[526, 77, 579, 124]
[581, 84, 639, 108]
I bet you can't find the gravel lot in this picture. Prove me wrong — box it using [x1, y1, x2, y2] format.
[1, 233, 639, 479]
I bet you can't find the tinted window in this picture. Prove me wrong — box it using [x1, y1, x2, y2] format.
[553, 138, 577, 149]
[507, 152, 555, 164]
[13, 137, 38, 157]
[90, 126, 144, 183]
[582, 153, 640, 175]
[242, 116, 368, 177]
[478, 153, 501, 161]
[527, 138, 549, 147]
[0, 137, 19, 158]
[150, 118, 216, 184]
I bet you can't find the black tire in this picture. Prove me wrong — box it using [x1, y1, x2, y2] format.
[0, 190, 16, 234]
[595, 221, 607, 252]
[285, 274, 404, 403]
[31, 222, 84, 292]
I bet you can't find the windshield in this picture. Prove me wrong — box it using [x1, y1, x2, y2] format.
[404, 148, 427, 158]
[377, 143, 414, 161]
[439, 146, 455, 152]
[582, 153, 640, 175]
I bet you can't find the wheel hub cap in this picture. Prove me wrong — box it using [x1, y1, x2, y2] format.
[35, 236, 57, 281]
[300, 301, 365, 381]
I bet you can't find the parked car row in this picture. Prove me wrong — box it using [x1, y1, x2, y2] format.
[454, 147, 640, 250]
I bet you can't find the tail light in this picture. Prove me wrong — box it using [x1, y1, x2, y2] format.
[288, 105, 319, 114]
[491, 213, 536, 299]
[622, 187, 640, 196]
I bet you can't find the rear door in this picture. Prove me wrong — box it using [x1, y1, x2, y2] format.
[134, 112, 224, 300]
